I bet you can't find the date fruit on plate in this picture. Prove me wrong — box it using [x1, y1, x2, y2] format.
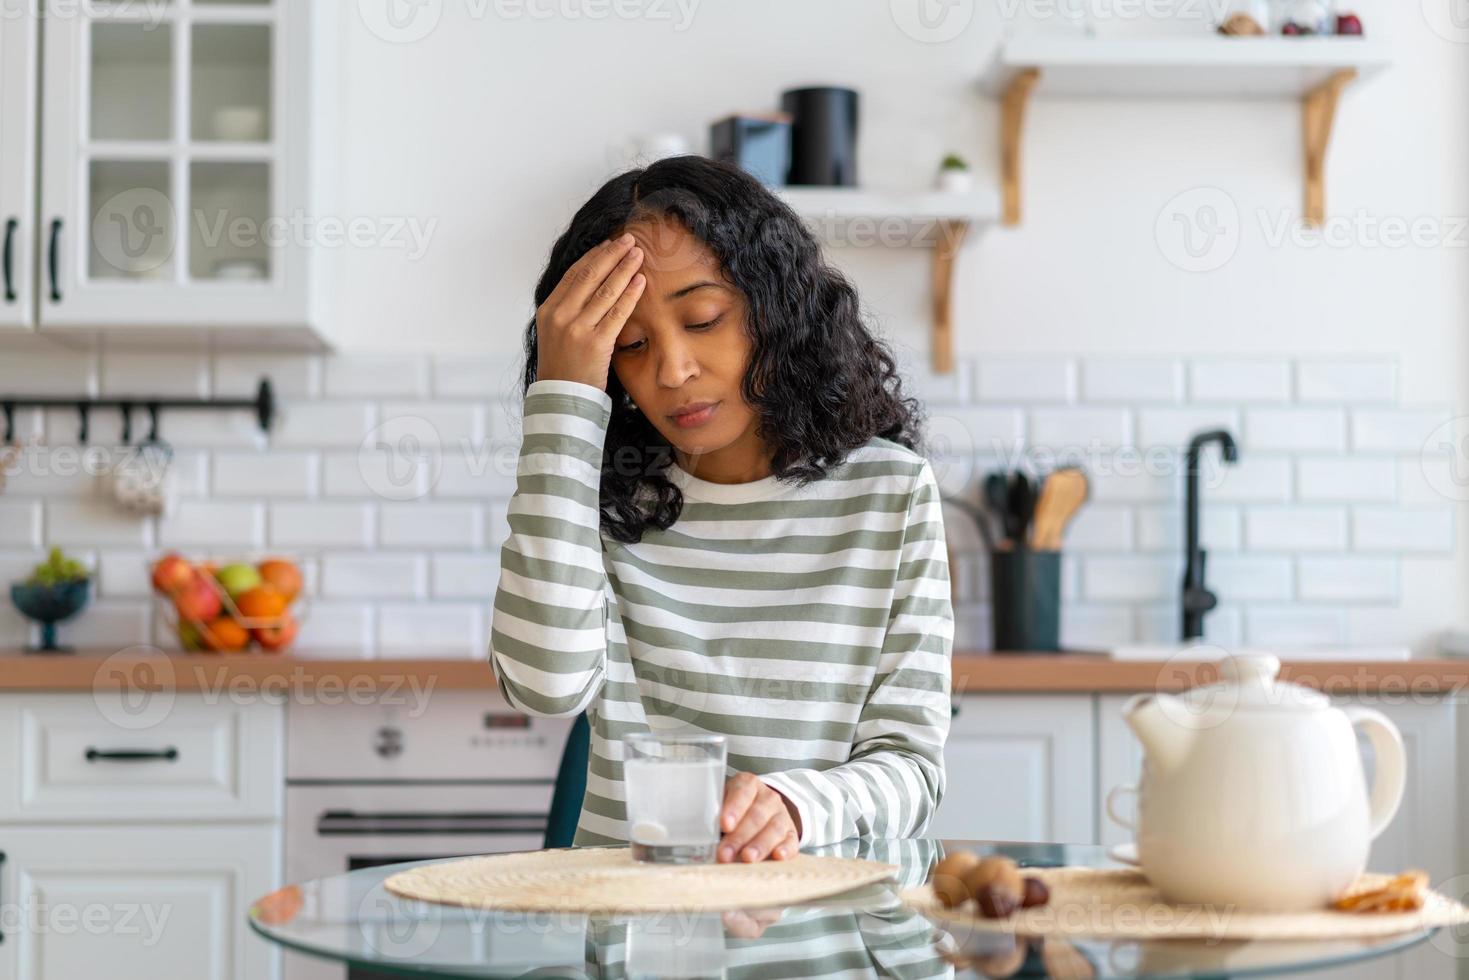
[927, 851, 1051, 919]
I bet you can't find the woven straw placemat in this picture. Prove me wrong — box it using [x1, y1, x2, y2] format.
[903, 867, 1469, 940]
[383, 846, 898, 912]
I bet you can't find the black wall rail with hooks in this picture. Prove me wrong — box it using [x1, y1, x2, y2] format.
[0, 378, 274, 445]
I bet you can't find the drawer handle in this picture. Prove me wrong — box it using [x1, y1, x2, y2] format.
[85, 747, 179, 763]
[3, 218, 16, 303]
[47, 218, 61, 303]
[0, 849, 5, 945]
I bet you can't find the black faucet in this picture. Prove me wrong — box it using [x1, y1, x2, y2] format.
[1182, 429, 1239, 641]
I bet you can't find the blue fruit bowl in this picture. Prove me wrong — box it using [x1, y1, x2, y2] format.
[10, 579, 91, 654]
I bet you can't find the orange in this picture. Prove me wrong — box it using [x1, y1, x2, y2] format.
[202, 616, 251, 652]
[257, 559, 302, 603]
[236, 585, 288, 620]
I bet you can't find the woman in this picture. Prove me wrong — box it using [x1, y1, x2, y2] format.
[490, 155, 953, 863]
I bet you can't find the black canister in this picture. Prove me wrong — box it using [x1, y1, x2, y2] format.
[990, 549, 1062, 653]
[779, 86, 859, 187]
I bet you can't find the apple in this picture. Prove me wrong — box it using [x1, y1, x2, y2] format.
[215, 563, 262, 600]
[1335, 12, 1363, 34]
[177, 621, 207, 652]
[151, 553, 196, 595]
[253, 614, 298, 653]
[174, 574, 223, 623]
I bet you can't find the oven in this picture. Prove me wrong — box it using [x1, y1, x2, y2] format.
[281, 691, 572, 980]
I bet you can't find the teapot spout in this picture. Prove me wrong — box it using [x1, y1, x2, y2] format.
[1121, 692, 1195, 775]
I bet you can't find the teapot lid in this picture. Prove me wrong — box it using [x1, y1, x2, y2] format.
[1181, 654, 1329, 712]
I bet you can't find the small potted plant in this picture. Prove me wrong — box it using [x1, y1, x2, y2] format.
[936, 153, 973, 193]
[10, 547, 92, 654]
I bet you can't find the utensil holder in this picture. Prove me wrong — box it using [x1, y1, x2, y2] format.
[990, 548, 1061, 652]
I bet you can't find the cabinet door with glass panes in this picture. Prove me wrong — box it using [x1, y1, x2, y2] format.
[39, 0, 313, 331]
[0, 4, 38, 331]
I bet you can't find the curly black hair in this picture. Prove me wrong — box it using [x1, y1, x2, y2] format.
[521, 155, 926, 545]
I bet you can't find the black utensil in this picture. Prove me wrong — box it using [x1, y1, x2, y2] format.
[984, 472, 1013, 543]
[1007, 472, 1037, 546]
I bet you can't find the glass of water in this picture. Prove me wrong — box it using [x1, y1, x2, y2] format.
[623, 732, 727, 864]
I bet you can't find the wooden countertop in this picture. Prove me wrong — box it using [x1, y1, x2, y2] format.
[2, 649, 1466, 696]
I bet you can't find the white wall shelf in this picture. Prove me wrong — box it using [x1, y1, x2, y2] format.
[980, 36, 1392, 225]
[776, 186, 1000, 374]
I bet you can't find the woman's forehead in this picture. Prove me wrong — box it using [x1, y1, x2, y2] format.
[621, 216, 722, 279]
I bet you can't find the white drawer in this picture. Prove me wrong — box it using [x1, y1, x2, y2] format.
[0, 693, 283, 823]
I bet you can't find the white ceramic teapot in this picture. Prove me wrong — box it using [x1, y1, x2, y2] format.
[1107, 653, 1406, 911]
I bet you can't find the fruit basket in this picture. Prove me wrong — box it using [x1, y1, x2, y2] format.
[148, 553, 308, 654]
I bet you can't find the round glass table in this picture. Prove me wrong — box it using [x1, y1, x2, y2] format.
[248, 838, 1436, 979]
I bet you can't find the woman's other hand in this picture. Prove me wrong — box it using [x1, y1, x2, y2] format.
[535, 232, 646, 391]
[718, 772, 800, 863]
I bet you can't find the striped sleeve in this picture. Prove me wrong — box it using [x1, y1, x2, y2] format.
[489, 378, 613, 718]
[759, 460, 953, 847]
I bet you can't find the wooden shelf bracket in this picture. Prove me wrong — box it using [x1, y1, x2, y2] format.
[1000, 68, 1040, 226]
[931, 219, 971, 374]
[1302, 67, 1356, 227]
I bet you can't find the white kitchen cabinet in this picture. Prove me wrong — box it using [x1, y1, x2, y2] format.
[24, 1, 335, 344]
[1097, 694, 1463, 980]
[929, 694, 1096, 844]
[0, 823, 280, 980]
[0, 3, 37, 331]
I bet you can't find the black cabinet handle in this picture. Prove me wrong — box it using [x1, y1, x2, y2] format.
[48, 218, 61, 302]
[2, 218, 15, 302]
[0, 850, 6, 945]
[85, 747, 179, 763]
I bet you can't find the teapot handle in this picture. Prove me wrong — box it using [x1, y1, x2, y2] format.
[1105, 783, 1138, 833]
[1343, 706, 1406, 840]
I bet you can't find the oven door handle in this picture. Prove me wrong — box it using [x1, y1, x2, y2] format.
[315, 810, 549, 836]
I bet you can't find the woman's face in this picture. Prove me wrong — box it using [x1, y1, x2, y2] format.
[611, 216, 767, 479]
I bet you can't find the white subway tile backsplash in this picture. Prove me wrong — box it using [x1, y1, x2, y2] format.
[378, 403, 485, 447]
[151, 408, 267, 450]
[1206, 557, 1293, 600]
[322, 451, 431, 500]
[1081, 359, 1183, 404]
[1352, 408, 1452, 452]
[1296, 360, 1396, 403]
[1244, 408, 1346, 452]
[1399, 456, 1457, 504]
[324, 354, 428, 398]
[1081, 556, 1177, 601]
[0, 347, 96, 396]
[0, 550, 45, 586]
[270, 503, 374, 548]
[1030, 408, 1130, 451]
[0, 501, 41, 548]
[929, 407, 1024, 457]
[1135, 408, 1240, 451]
[212, 452, 318, 497]
[1244, 507, 1347, 551]
[951, 604, 991, 651]
[1189, 361, 1290, 403]
[5, 449, 107, 497]
[1297, 557, 1397, 601]
[1206, 456, 1292, 503]
[895, 354, 972, 406]
[1134, 506, 1241, 553]
[432, 354, 524, 399]
[432, 554, 501, 599]
[102, 352, 210, 397]
[485, 500, 511, 550]
[46, 501, 151, 548]
[976, 359, 1075, 403]
[1059, 505, 1133, 552]
[1089, 463, 1175, 503]
[54, 601, 151, 647]
[271, 402, 378, 449]
[322, 553, 427, 599]
[1352, 507, 1454, 552]
[381, 503, 484, 549]
[1245, 607, 1345, 646]
[1296, 457, 1396, 502]
[96, 551, 154, 598]
[1060, 605, 1134, 649]
[378, 603, 485, 657]
[1135, 604, 1242, 648]
[293, 601, 375, 653]
[158, 501, 266, 549]
[213, 353, 321, 399]
[435, 448, 519, 498]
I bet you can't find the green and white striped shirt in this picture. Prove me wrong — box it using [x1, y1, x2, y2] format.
[490, 379, 954, 848]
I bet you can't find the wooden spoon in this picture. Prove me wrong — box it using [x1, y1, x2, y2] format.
[1028, 467, 1089, 551]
